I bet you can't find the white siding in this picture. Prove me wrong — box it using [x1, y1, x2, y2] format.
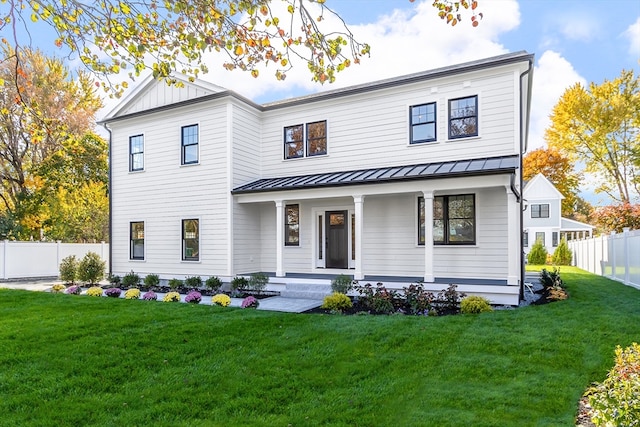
[119, 81, 221, 116]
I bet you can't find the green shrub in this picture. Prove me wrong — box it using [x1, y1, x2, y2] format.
[247, 272, 269, 294]
[540, 268, 563, 289]
[168, 278, 183, 290]
[122, 271, 140, 288]
[321, 292, 353, 313]
[587, 342, 640, 426]
[230, 276, 249, 291]
[77, 252, 106, 285]
[460, 296, 493, 314]
[205, 276, 223, 293]
[354, 283, 401, 315]
[59, 255, 78, 284]
[552, 238, 573, 265]
[109, 274, 121, 286]
[403, 283, 434, 314]
[527, 239, 548, 265]
[184, 276, 202, 289]
[144, 274, 160, 287]
[331, 274, 355, 294]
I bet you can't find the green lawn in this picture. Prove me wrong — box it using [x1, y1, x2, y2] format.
[1, 267, 639, 426]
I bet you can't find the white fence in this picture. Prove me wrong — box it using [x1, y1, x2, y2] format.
[568, 228, 640, 290]
[0, 241, 109, 280]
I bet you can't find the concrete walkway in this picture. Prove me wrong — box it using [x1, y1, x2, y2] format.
[0, 281, 322, 313]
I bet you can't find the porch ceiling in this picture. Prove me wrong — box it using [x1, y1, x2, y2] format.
[232, 155, 518, 194]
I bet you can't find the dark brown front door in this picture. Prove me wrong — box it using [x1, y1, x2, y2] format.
[326, 211, 348, 269]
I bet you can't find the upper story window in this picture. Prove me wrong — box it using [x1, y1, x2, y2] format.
[129, 134, 144, 171]
[182, 219, 199, 261]
[449, 95, 478, 139]
[410, 103, 436, 144]
[284, 121, 327, 159]
[285, 204, 300, 246]
[531, 203, 549, 218]
[418, 194, 476, 245]
[130, 221, 144, 260]
[181, 124, 199, 165]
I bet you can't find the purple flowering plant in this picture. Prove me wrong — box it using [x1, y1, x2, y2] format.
[142, 291, 157, 301]
[65, 285, 81, 295]
[104, 288, 122, 298]
[185, 290, 202, 304]
[241, 295, 259, 309]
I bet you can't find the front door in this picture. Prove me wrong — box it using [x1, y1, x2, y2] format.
[326, 210, 348, 269]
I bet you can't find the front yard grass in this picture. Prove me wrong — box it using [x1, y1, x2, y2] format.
[1, 267, 639, 426]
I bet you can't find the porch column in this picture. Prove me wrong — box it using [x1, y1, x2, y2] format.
[353, 195, 365, 280]
[506, 187, 519, 285]
[275, 200, 285, 277]
[422, 191, 434, 283]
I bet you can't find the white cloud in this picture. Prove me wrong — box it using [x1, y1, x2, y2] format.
[557, 14, 601, 42]
[527, 50, 585, 151]
[623, 16, 640, 58]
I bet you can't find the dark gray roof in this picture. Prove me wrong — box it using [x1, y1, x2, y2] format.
[232, 155, 518, 194]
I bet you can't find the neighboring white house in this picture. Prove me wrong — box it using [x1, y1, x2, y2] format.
[523, 173, 594, 256]
[100, 51, 534, 305]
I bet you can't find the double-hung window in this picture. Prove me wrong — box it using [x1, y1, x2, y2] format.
[181, 124, 199, 165]
[284, 121, 327, 159]
[535, 232, 545, 246]
[130, 222, 144, 260]
[449, 95, 478, 139]
[418, 194, 476, 245]
[129, 135, 144, 171]
[523, 231, 529, 247]
[410, 102, 436, 144]
[182, 219, 199, 261]
[531, 204, 549, 218]
[285, 204, 300, 246]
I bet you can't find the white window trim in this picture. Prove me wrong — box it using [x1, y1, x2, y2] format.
[311, 206, 354, 270]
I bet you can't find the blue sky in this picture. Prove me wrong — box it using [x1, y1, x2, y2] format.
[5, 0, 640, 204]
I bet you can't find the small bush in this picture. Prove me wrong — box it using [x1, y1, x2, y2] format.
[540, 268, 568, 301]
[51, 283, 66, 293]
[205, 276, 223, 293]
[403, 283, 434, 314]
[321, 292, 353, 313]
[212, 293, 231, 307]
[122, 271, 140, 288]
[527, 239, 548, 265]
[355, 283, 400, 315]
[125, 288, 141, 300]
[109, 274, 121, 286]
[552, 238, 573, 265]
[65, 285, 81, 295]
[184, 276, 202, 289]
[59, 255, 78, 284]
[163, 292, 181, 302]
[247, 272, 269, 294]
[230, 276, 249, 291]
[435, 284, 466, 312]
[331, 274, 355, 294]
[144, 274, 160, 287]
[587, 342, 640, 426]
[460, 296, 493, 314]
[142, 291, 157, 301]
[185, 290, 202, 304]
[77, 252, 106, 285]
[104, 288, 122, 298]
[86, 286, 103, 297]
[168, 278, 183, 290]
[241, 296, 259, 309]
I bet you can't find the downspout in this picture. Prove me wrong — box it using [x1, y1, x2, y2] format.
[101, 122, 113, 277]
[518, 56, 534, 301]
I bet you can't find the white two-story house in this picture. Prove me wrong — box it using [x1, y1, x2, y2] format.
[100, 51, 534, 305]
[523, 173, 594, 256]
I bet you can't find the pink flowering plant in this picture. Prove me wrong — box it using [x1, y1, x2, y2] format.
[142, 291, 157, 301]
[104, 288, 122, 298]
[65, 285, 81, 295]
[185, 290, 202, 304]
[241, 295, 259, 309]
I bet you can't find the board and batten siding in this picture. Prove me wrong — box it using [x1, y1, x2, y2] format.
[258, 67, 520, 179]
[109, 99, 231, 278]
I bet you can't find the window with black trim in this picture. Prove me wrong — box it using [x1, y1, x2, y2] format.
[130, 222, 144, 260]
[449, 95, 478, 139]
[181, 124, 199, 165]
[182, 219, 199, 261]
[524, 231, 529, 247]
[410, 103, 436, 144]
[535, 232, 545, 246]
[531, 204, 549, 218]
[129, 134, 144, 171]
[552, 231, 558, 247]
[285, 204, 299, 246]
[284, 121, 327, 159]
[419, 194, 476, 245]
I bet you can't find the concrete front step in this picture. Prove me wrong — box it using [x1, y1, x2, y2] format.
[280, 282, 332, 300]
[279, 290, 331, 300]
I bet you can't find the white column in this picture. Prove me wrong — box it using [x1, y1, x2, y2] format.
[506, 187, 519, 286]
[422, 191, 434, 283]
[353, 195, 365, 280]
[623, 227, 630, 285]
[611, 231, 617, 279]
[275, 200, 285, 277]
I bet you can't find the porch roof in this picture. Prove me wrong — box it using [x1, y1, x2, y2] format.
[232, 155, 518, 194]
